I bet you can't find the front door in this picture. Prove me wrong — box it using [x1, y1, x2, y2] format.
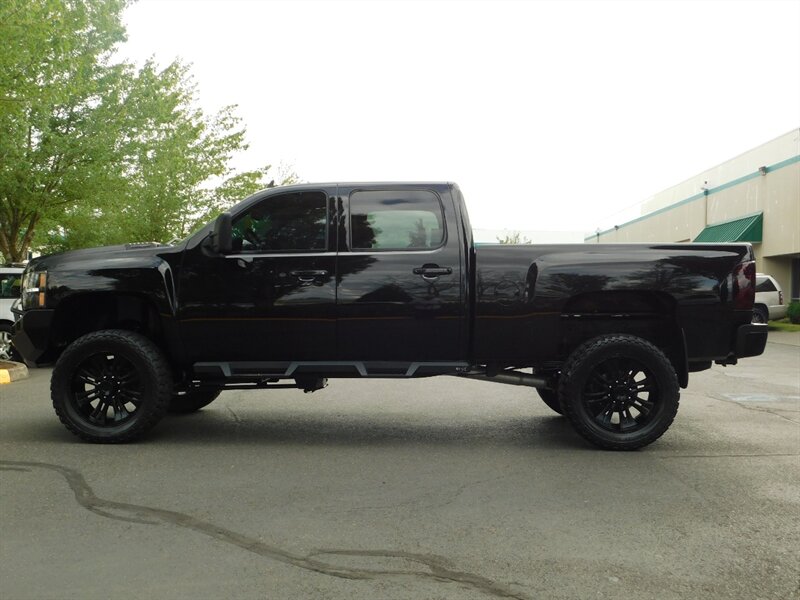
[178, 187, 337, 363]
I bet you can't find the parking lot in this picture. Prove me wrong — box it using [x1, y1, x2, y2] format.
[1, 335, 798, 600]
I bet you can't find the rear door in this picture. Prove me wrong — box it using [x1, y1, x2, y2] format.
[335, 184, 466, 364]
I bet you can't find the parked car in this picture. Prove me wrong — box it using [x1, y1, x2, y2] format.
[0, 266, 24, 361]
[12, 182, 767, 449]
[753, 273, 786, 323]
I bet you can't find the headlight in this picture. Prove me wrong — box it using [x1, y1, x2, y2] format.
[21, 270, 47, 309]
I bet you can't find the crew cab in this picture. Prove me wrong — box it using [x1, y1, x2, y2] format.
[12, 182, 768, 449]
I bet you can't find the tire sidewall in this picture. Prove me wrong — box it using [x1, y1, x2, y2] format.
[52, 331, 170, 442]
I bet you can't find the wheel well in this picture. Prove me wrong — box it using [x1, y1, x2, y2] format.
[557, 291, 688, 387]
[51, 293, 162, 351]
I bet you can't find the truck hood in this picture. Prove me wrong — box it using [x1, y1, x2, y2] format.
[27, 242, 182, 273]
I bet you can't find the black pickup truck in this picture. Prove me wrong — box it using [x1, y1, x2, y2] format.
[12, 182, 767, 449]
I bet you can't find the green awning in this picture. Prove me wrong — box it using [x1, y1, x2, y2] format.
[694, 212, 763, 243]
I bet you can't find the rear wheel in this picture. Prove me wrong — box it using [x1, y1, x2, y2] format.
[752, 305, 768, 324]
[51, 330, 172, 443]
[536, 388, 563, 415]
[558, 334, 679, 450]
[169, 387, 221, 414]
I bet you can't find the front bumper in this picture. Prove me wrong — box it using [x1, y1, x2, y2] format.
[735, 323, 768, 358]
[11, 309, 55, 365]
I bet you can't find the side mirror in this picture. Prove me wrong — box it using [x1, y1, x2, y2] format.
[212, 212, 233, 254]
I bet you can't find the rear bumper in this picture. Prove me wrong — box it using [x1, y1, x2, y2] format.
[11, 309, 55, 365]
[735, 323, 768, 358]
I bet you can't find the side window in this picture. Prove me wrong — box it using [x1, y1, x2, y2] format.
[349, 190, 445, 251]
[0, 273, 21, 299]
[755, 277, 776, 292]
[231, 191, 328, 253]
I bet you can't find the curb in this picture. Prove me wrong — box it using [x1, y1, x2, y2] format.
[0, 361, 29, 384]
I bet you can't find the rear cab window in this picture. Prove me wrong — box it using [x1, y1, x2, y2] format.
[349, 190, 445, 251]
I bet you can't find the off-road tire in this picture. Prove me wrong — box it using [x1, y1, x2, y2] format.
[536, 388, 563, 415]
[558, 334, 680, 450]
[169, 387, 221, 414]
[51, 329, 172, 443]
[752, 305, 768, 324]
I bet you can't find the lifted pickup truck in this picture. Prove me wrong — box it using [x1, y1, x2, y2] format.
[12, 182, 767, 449]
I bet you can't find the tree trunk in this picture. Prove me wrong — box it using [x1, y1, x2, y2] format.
[0, 205, 39, 263]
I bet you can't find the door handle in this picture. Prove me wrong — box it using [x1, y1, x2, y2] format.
[290, 269, 329, 283]
[413, 265, 452, 281]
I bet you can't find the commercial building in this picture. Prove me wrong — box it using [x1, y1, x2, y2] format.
[587, 129, 800, 300]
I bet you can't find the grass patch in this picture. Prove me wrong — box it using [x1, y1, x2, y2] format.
[768, 319, 800, 333]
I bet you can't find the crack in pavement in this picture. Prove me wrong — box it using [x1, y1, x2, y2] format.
[710, 393, 800, 425]
[0, 460, 531, 600]
[226, 404, 243, 425]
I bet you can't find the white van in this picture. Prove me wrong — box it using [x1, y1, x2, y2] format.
[1, 266, 24, 360]
[753, 273, 787, 323]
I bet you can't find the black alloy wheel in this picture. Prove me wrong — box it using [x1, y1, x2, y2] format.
[52, 330, 172, 443]
[70, 353, 143, 426]
[579, 357, 658, 432]
[558, 335, 679, 450]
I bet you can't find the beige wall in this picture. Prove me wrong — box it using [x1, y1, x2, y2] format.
[641, 129, 800, 215]
[760, 256, 793, 292]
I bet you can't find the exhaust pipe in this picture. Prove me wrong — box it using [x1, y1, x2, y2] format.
[458, 370, 551, 389]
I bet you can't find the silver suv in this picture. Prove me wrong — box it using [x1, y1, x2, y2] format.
[753, 273, 786, 324]
[1, 266, 24, 361]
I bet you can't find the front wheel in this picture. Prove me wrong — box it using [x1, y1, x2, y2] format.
[558, 335, 679, 450]
[51, 330, 172, 443]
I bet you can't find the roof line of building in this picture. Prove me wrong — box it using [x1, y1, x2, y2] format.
[585, 154, 800, 241]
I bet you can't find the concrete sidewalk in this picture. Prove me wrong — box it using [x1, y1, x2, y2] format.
[768, 329, 800, 347]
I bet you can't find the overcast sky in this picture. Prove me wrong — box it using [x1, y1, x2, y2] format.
[120, 0, 800, 235]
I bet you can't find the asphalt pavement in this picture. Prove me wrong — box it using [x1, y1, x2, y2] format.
[1, 338, 798, 600]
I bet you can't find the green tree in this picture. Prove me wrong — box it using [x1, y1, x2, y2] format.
[0, 0, 285, 262]
[496, 231, 532, 244]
